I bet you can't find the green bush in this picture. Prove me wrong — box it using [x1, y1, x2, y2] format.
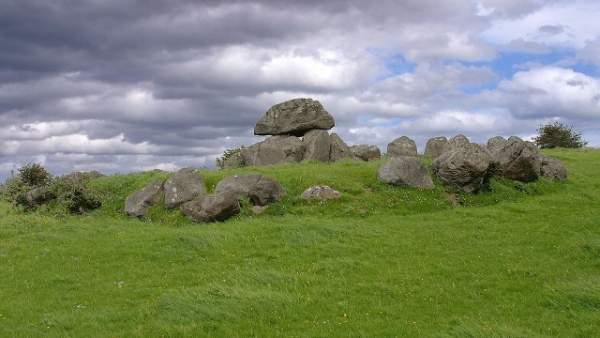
[534, 122, 587, 149]
[18, 163, 52, 187]
[1, 164, 102, 214]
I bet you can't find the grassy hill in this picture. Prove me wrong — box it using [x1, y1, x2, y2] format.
[1, 148, 599, 337]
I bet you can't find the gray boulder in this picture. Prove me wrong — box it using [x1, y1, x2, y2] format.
[387, 136, 418, 157]
[442, 134, 471, 153]
[23, 186, 57, 209]
[424, 136, 448, 158]
[329, 133, 355, 161]
[539, 154, 568, 180]
[495, 136, 541, 182]
[302, 129, 331, 162]
[164, 168, 205, 209]
[59, 171, 105, 184]
[487, 136, 508, 157]
[182, 190, 241, 223]
[214, 173, 285, 206]
[125, 180, 164, 219]
[241, 135, 305, 167]
[222, 151, 244, 170]
[431, 142, 492, 193]
[350, 145, 381, 161]
[377, 157, 435, 189]
[300, 185, 341, 200]
[254, 98, 335, 136]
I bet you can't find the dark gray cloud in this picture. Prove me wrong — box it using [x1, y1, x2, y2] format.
[1, 0, 599, 180]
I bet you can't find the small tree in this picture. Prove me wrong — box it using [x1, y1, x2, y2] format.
[216, 146, 244, 170]
[533, 122, 587, 149]
[18, 163, 52, 187]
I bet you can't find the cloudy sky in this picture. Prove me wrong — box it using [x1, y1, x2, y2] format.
[2, 0, 600, 180]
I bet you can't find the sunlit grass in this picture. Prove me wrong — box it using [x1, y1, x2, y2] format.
[1, 148, 599, 337]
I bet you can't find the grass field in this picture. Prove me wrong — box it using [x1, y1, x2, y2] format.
[1, 148, 599, 337]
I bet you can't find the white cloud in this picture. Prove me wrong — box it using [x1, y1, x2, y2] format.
[489, 67, 600, 119]
[481, 1, 600, 49]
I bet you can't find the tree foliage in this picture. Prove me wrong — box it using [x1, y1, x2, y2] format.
[533, 122, 587, 149]
[215, 146, 244, 170]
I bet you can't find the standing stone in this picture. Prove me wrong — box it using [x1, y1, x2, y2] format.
[350, 145, 381, 161]
[241, 135, 305, 167]
[377, 157, 435, 189]
[302, 130, 331, 162]
[387, 136, 418, 157]
[443, 134, 471, 153]
[431, 142, 492, 193]
[254, 98, 335, 136]
[329, 133, 354, 161]
[487, 136, 508, 157]
[125, 180, 164, 219]
[424, 136, 448, 158]
[495, 136, 541, 183]
[164, 168, 205, 209]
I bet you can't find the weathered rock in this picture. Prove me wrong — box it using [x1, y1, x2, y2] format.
[495, 136, 541, 182]
[329, 133, 354, 161]
[182, 190, 241, 223]
[163, 168, 205, 209]
[442, 134, 471, 153]
[302, 129, 331, 162]
[241, 135, 305, 167]
[487, 136, 508, 157]
[125, 180, 164, 219]
[387, 136, 418, 157]
[24, 186, 57, 209]
[222, 151, 244, 169]
[431, 142, 492, 193]
[214, 173, 285, 206]
[424, 136, 448, 158]
[350, 145, 381, 161]
[254, 98, 335, 136]
[539, 154, 568, 180]
[377, 157, 435, 189]
[300, 185, 341, 200]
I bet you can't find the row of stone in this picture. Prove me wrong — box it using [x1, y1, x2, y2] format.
[376, 134, 567, 193]
[125, 169, 342, 222]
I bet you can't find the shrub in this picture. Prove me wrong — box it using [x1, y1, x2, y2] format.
[49, 179, 102, 214]
[533, 122, 587, 149]
[18, 163, 52, 187]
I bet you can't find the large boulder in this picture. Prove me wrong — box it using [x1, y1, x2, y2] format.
[241, 135, 305, 167]
[387, 136, 418, 157]
[539, 154, 568, 180]
[182, 190, 241, 223]
[59, 171, 106, 184]
[302, 129, 331, 162]
[442, 134, 471, 153]
[254, 98, 335, 136]
[424, 136, 448, 158]
[300, 185, 341, 200]
[125, 180, 164, 219]
[164, 168, 205, 209]
[329, 133, 355, 161]
[214, 173, 285, 206]
[495, 136, 541, 182]
[350, 145, 381, 162]
[377, 157, 435, 189]
[431, 141, 492, 193]
[487, 136, 508, 157]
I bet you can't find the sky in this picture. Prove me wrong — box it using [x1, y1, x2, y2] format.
[1, 0, 600, 180]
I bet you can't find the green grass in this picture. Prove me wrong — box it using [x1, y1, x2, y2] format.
[1, 148, 599, 337]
